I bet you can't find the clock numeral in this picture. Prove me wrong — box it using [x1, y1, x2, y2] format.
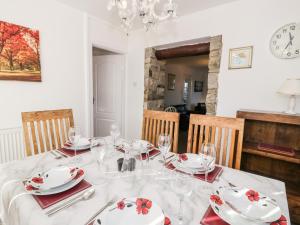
[273, 41, 277, 45]
[296, 50, 300, 55]
[290, 25, 296, 30]
[283, 29, 287, 33]
[276, 34, 281, 39]
[276, 46, 280, 50]
[287, 52, 292, 57]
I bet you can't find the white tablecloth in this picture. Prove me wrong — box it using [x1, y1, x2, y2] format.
[0, 150, 290, 225]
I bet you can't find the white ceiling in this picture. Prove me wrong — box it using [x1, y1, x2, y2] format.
[56, 0, 239, 28]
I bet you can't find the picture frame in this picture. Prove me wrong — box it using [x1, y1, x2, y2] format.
[0, 20, 41, 81]
[228, 46, 253, 69]
[168, 73, 176, 90]
[194, 81, 203, 92]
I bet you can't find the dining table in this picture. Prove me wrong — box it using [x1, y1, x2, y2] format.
[0, 144, 291, 225]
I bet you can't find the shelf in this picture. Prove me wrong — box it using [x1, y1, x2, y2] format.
[243, 142, 300, 164]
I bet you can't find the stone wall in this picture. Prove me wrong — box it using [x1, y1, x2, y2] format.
[206, 35, 222, 115]
[144, 48, 166, 110]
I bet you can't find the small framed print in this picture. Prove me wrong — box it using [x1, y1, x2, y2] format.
[229, 46, 253, 69]
[194, 81, 203, 92]
[168, 73, 176, 90]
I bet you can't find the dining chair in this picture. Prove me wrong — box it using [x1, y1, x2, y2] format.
[187, 114, 245, 169]
[142, 110, 180, 153]
[21, 109, 74, 156]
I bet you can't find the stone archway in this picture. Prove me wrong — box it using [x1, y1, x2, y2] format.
[144, 35, 222, 115]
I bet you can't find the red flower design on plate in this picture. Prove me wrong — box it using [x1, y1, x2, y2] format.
[117, 200, 126, 210]
[74, 169, 84, 179]
[178, 154, 188, 161]
[164, 216, 171, 225]
[26, 185, 38, 191]
[270, 215, 287, 225]
[136, 198, 152, 215]
[210, 194, 223, 206]
[31, 177, 43, 184]
[246, 190, 260, 202]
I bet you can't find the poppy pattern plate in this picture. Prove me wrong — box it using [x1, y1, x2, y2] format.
[209, 186, 283, 225]
[93, 197, 165, 225]
[24, 168, 85, 195]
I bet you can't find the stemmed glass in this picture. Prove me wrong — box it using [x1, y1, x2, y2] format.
[170, 173, 195, 224]
[110, 124, 120, 148]
[90, 138, 108, 185]
[158, 134, 171, 167]
[200, 143, 216, 183]
[68, 126, 81, 162]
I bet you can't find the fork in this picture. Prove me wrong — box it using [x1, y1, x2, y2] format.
[84, 197, 117, 225]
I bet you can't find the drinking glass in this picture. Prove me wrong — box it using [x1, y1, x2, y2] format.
[68, 126, 81, 162]
[158, 134, 171, 167]
[170, 173, 195, 224]
[200, 143, 216, 183]
[110, 124, 120, 148]
[90, 138, 108, 185]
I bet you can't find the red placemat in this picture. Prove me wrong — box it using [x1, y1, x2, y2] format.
[58, 148, 90, 157]
[200, 206, 288, 225]
[33, 180, 92, 209]
[257, 143, 295, 157]
[167, 164, 223, 183]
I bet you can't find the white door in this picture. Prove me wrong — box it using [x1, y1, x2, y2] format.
[93, 55, 125, 137]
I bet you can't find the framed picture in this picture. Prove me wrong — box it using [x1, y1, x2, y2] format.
[0, 20, 41, 82]
[194, 81, 203, 92]
[168, 73, 176, 90]
[229, 46, 253, 69]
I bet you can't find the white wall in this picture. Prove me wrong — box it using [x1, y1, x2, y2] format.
[164, 64, 208, 109]
[0, 0, 86, 132]
[0, 0, 128, 138]
[126, 0, 300, 139]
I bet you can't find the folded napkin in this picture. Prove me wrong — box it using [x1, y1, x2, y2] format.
[167, 163, 223, 183]
[257, 143, 296, 157]
[33, 180, 92, 209]
[200, 206, 287, 225]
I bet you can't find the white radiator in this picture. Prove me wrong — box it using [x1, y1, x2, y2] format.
[0, 127, 25, 164]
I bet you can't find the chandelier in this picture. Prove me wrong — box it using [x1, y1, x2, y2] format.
[107, 0, 177, 32]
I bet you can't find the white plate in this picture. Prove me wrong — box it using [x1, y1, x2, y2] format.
[26, 166, 77, 190]
[132, 140, 154, 153]
[222, 187, 282, 223]
[209, 186, 282, 225]
[93, 197, 165, 225]
[24, 168, 85, 195]
[172, 153, 215, 174]
[65, 138, 90, 151]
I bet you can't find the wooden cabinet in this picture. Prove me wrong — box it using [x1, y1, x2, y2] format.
[237, 110, 300, 225]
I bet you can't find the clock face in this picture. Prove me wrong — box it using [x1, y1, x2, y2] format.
[270, 23, 300, 59]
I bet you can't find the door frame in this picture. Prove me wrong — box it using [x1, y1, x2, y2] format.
[86, 43, 126, 138]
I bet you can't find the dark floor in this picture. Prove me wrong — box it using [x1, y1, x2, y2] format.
[177, 130, 188, 153]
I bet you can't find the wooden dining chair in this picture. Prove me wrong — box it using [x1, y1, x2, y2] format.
[187, 114, 245, 169]
[21, 109, 74, 156]
[142, 110, 180, 153]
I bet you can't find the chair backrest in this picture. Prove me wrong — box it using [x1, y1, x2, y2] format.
[142, 110, 180, 153]
[165, 106, 177, 112]
[22, 109, 74, 156]
[187, 114, 245, 169]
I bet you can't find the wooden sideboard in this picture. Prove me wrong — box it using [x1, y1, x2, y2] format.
[237, 109, 300, 225]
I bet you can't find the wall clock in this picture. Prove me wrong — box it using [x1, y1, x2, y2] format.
[270, 23, 300, 59]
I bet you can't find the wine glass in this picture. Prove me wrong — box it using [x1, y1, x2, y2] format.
[200, 143, 216, 183]
[170, 173, 195, 224]
[68, 126, 81, 162]
[90, 138, 108, 185]
[110, 124, 120, 148]
[158, 134, 171, 167]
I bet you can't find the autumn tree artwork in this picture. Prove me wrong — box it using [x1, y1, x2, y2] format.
[0, 21, 41, 81]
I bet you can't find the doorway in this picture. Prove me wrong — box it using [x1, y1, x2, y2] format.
[92, 47, 125, 137]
